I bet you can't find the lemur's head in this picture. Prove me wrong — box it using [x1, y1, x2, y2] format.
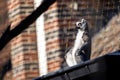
[76, 19, 88, 31]
[76, 19, 89, 43]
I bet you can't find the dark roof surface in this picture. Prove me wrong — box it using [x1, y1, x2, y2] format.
[34, 50, 120, 80]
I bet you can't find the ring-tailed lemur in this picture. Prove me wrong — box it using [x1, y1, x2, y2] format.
[65, 19, 91, 67]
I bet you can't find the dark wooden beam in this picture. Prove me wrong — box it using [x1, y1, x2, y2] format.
[0, 59, 11, 80]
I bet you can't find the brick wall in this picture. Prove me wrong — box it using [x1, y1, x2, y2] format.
[1, 0, 120, 79]
[7, 0, 39, 80]
[44, 1, 63, 72]
[44, 0, 120, 73]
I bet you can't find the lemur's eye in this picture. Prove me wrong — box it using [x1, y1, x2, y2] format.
[78, 23, 82, 27]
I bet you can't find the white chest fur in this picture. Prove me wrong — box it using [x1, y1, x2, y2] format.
[65, 30, 85, 66]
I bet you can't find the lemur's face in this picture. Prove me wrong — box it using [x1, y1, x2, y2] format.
[76, 19, 88, 31]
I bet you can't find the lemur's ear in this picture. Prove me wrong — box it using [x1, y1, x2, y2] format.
[81, 19, 86, 23]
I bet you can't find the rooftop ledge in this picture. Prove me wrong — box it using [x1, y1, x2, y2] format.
[34, 50, 120, 80]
